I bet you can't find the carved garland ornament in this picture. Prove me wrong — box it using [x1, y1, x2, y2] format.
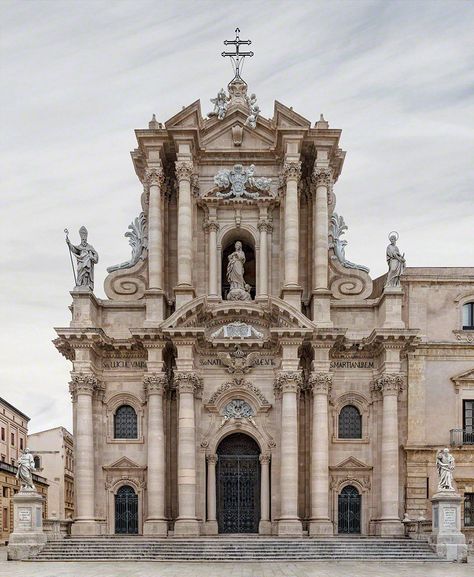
[373, 373, 405, 396]
[273, 371, 303, 396]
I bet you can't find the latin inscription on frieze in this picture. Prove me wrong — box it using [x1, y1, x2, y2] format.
[199, 357, 277, 368]
[102, 359, 147, 370]
[330, 360, 374, 370]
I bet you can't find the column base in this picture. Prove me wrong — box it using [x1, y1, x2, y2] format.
[174, 518, 200, 536]
[258, 520, 272, 535]
[311, 290, 332, 326]
[309, 518, 334, 536]
[70, 519, 101, 536]
[280, 286, 303, 311]
[143, 519, 168, 536]
[174, 285, 195, 309]
[202, 520, 218, 535]
[375, 518, 404, 536]
[144, 289, 165, 325]
[277, 518, 302, 537]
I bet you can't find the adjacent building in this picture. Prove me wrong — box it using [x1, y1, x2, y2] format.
[28, 427, 74, 521]
[54, 59, 474, 539]
[0, 397, 48, 543]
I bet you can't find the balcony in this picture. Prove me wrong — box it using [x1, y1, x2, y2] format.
[450, 428, 474, 446]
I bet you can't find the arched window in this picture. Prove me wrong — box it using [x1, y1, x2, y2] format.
[33, 456, 41, 469]
[463, 302, 474, 330]
[114, 405, 138, 439]
[339, 405, 362, 439]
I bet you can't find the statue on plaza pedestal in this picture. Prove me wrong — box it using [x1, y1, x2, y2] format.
[436, 447, 455, 492]
[226, 241, 251, 301]
[16, 448, 36, 491]
[65, 226, 99, 291]
[385, 231, 406, 288]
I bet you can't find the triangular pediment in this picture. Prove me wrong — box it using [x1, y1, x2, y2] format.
[273, 101, 311, 130]
[330, 456, 372, 471]
[104, 456, 142, 470]
[452, 368, 474, 383]
[165, 100, 203, 130]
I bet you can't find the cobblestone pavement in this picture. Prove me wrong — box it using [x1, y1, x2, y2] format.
[0, 548, 472, 577]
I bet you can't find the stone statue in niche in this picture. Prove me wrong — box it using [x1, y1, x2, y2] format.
[208, 88, 228, 120]
[107, 213, 148, 273]
[16, 448, 36, 491]
[226, 241, 251, 301]
[66, 226, 99, 291]
[385, 231, 406, 288]
[330, 213, 370, 273]
[436, 448, 455, 492]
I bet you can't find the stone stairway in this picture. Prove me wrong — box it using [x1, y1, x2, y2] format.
[32, 536, 442, 562]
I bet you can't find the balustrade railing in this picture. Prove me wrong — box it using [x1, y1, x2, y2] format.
[450, 428, 474, 446]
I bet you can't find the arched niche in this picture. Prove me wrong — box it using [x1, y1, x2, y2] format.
[219, 227, 257, 300]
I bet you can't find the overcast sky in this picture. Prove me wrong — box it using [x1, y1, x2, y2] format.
[1, 0, 473, 434]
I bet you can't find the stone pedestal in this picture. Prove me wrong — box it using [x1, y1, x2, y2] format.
[7, 490, 47, 560]
[431, 491, 467, 562]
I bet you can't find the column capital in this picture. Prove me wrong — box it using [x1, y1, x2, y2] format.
[175, 160, 193, 181]
[257, 219, 273, 233]
[312, 166, 333, 188]
[280, 160, 302, 183]
[259, 453, 271, 465]
[274, 370, 303, 397]
[174, 371, 203, 395]
[203, 219, 220, 233]
[206, 453, 218, 465]
[144, 166, 164, 187]
[144, 372, 168, 396]
[308, 371, 332, 395]
[69, 372, 99, 400]
[373, 373, 405, 396]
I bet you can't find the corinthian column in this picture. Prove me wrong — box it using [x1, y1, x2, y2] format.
[175, 160, 195, 307]
[259, 454, 271, 534]
[274, 371, 303, 536]
[375, 373, 404, 535]
[311, 166, 333, 326]
[308, 372, 333, 535]
[281, 162, 301, 293]
[145, 167, 164, 290]
[174, 371, 201, 536]
[204, 220, 219, 298]
[69, 373, 98, 535]
[206, 454, 218, 533]
[257, 220, 271, 298]
[143, 373, 168, 535]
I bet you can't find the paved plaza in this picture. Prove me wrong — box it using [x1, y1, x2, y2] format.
[0, 548, 472, 577]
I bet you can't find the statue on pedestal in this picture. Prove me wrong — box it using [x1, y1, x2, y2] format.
[436, 448, 455, 491]
[65, 226, 99, 291]
[16, 448, 36, 491]
[226, 241, 251, 301]
[385, 231, 406, 288]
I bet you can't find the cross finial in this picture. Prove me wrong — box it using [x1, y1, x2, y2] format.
[222, 28, 253, 82]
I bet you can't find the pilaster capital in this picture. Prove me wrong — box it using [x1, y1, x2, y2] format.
[203, 219, 220, 233]
[69, 372, 99, 400]
[312, 166, 333, 189]
[175, 160, 193, 181]
[259, 453, 271, 465]
[280, 161, 302, 183]
[143, 372, 168, 396]
[373, 373, 405, 396]
[257, 219, 272, 233]
[174, 371, 203, 395]
[144, 166, 164, 188]
[274, 370, 303, 397]
[308, 371, 332, 395]
[206, 453, 218, 465]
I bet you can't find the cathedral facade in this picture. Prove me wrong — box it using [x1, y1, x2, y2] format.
[54, 70, 474, 540]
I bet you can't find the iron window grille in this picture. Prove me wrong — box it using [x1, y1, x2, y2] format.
[338, 404, 362, 439]
[114, 405, 138, 439]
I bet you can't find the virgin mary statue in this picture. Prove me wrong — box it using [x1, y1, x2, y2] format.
[226, 241, 251, 301]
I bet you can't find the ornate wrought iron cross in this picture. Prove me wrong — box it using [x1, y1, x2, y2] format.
[222, 28, 253, 81]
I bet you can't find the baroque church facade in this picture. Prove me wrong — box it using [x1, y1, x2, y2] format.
[54, 62, 474, 539]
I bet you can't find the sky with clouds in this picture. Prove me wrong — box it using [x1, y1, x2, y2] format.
[1, 0, 473, 434]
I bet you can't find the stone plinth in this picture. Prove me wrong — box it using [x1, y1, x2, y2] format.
[431, 491, 467, 562]
[7, 490, 47, 560]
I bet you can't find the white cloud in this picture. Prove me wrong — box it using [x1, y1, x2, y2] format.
[1, 0, 473, 433]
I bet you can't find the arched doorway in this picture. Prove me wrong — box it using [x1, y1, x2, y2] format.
[115, 485, 138, 534]
[216, 433, 260, 533]
[338, 485, 361, 534]
[222, 241, 256, 300]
